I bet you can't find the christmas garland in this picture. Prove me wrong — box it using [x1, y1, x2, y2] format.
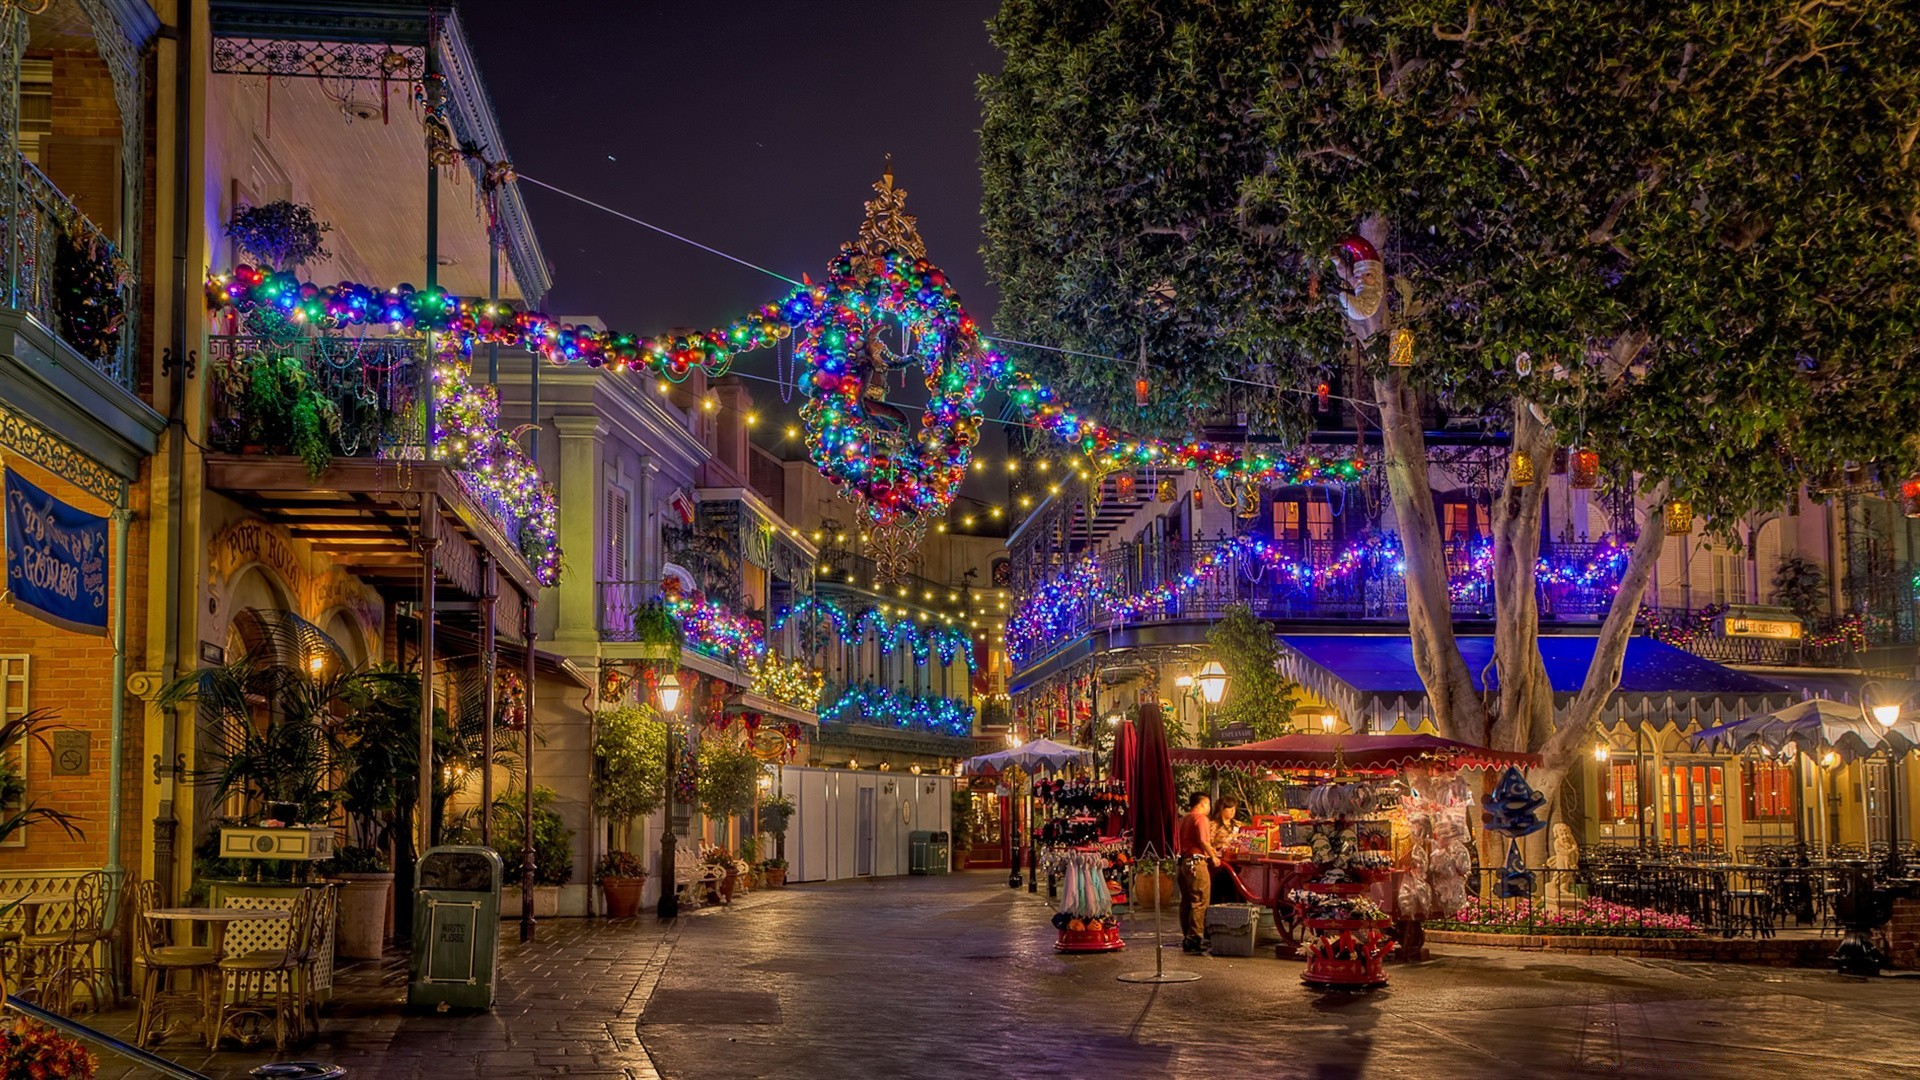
[208, 262, 1360, 526]
[664, 595, 766, 665]
[819, 682, 973, 737]
[775, 595, 975, 670]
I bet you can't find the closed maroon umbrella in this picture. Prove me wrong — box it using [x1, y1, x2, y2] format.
[1132, 702, 1177, 859]
[1111, 720, 1137, 838]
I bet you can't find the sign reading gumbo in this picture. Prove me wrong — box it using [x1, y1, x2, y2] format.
[4, 468, 107, 634]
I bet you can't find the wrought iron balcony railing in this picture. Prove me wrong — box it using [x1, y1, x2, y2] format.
[205, 333, 426, 460]
[2, 154, 135, 388]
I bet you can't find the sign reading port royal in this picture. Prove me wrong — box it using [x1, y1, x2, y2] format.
[4, 468, 107, 635]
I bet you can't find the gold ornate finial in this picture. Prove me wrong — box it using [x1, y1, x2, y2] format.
[857, 160, 926, 260]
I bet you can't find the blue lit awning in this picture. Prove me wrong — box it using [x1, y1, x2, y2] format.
[1278, 634, 1796, 734]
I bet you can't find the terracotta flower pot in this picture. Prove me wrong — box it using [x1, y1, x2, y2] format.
[720, 867, 739, 903]
[764, 867, 787, 888]
[601, 875, 646, 918]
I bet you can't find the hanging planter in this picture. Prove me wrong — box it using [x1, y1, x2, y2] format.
[1664, 500, 1695, 535]
[1569, 448, 1600, 489]
[1510, 450, 1536, 488]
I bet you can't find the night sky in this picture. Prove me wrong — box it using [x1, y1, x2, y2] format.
[459, 0, 1013, 497]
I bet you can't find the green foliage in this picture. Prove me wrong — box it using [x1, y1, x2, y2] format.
[631, 600, 686, 648]
[595, 850, 647, 880]
[949, 786, 973, 848]
[1205, 604, 1297, 742]
[1772, 556, 1828, 621]
[980, 701, 1010, 730]
[981, 0, 1920, 517]
[591, 704, 668, 836]
[484, 787, 573, 886]
[322, 845, 392, 875]
[760, 792, 795, 840]
[53, 226, 125, 364]
[241, 354, 341, 479]
[0, 709, 81, 845]
[694, 735, 760, 820]
[226, 200, 333, 270]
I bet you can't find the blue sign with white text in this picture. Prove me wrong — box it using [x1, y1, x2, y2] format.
[5, 468, 107, 635]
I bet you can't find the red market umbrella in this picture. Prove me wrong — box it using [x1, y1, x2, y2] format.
[1111, 719, 1138, 838]
[1132, 702, 1177, 859]
[1168, 732, 1542, 773]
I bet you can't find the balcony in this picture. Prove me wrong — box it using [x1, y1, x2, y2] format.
[203, 333, 554, 590]
[1, 155, 135, 390]
[1009, 534, 1623, 670]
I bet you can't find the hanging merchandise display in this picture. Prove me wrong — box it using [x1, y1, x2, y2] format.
[1396, 776, 1475, 920]
[1292, 777, 1398, 990]
[1051, 849, 1124, 953]
[1481, 766, 1548, 899]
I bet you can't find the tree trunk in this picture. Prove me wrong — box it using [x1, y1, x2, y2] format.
[1376, 369, 1487, 745]
[1529, 489, 1670, 838]
[1489, 399, 1555, 755]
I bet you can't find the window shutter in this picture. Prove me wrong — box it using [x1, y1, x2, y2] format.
[604, 487, 630, 582]
[1656, 536, 1684, 609]
[1755, 519, 1782, 605]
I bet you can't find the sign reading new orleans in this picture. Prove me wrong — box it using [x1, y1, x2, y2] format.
[4, 468, 107, 634]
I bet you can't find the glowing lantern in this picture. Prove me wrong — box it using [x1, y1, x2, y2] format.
[1116, 473, 1137, 503]
[1569, 448, 1599, 489]
[1664, 500, 1694, 535]
[1388, 327, 1415, 368]
[1135, 376, 1150, 407]
[1902, 477, 1920, 518]
[1510, 451, 1535, 487]
[1157, 477, 1177, 502]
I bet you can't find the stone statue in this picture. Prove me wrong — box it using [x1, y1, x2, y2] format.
[1544, 822, 1581, 908]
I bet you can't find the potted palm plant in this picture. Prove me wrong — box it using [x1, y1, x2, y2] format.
[591, 704, 666, 917]
[492, 788, 573, 918]
[950, 786, 975, 871]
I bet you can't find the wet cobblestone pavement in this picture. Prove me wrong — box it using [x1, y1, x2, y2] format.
[83, 872, 1920, 1078]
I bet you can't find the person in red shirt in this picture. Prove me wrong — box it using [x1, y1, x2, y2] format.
[1173, 790, 1219, 954]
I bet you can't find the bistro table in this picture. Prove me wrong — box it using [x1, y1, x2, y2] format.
[146, 907, 291, 957]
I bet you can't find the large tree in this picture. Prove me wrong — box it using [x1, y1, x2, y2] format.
[981, 0, 1920, 812]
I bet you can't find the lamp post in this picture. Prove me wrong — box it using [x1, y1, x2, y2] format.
[1864, 685, 1905, 866]
[655, 672, 683, 919]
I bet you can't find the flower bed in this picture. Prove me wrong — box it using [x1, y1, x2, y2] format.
[1426, 896, 1696, 938]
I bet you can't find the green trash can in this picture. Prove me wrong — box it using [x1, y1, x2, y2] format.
[408, 846, 503, 1010]
[926, 830, 951, 875]
[909, 830, 934, 874]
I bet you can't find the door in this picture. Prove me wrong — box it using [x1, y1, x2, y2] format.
[1660, 762, 1726, 849]
[1864, 759, 1892, 847]
[855, 786, 876, 877]
[968, 791, 1009, 868]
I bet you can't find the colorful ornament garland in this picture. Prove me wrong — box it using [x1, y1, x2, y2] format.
[775, 595, 975, 670]
[664, 595, 767, 666]
[428, 339, 562, 584]
[820, 681, 974, 737]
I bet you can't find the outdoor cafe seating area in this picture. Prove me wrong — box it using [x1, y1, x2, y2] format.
[1576, 842, 1920, 939]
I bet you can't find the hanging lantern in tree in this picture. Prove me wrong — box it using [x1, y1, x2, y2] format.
[1569, 448, 1600, 489]
[1134, 375, 1150, 407]
[1664, 499, 1694, 534]
[1157, 477, 1177, 502]
[1902, 478, 1920, 518]
[1510, 450, 1536, 487]
[1115, 472, 1137, 503]
[1316, 382, 1331, 412]
[1388, 327, 1415, 368]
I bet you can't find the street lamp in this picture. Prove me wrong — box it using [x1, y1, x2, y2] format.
[1195, 661, 1228, 705]
[656, 672, 684, 919]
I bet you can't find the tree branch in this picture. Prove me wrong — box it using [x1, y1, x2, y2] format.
[1432, 4, 1479, 43]
[1543, 485, 1671, 768]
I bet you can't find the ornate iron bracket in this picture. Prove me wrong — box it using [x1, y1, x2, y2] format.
[160, 347, 196, 381]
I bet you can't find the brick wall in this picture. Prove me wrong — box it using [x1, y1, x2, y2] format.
[2, 456, 148, 873]
[1885, 897, 1920, 970]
